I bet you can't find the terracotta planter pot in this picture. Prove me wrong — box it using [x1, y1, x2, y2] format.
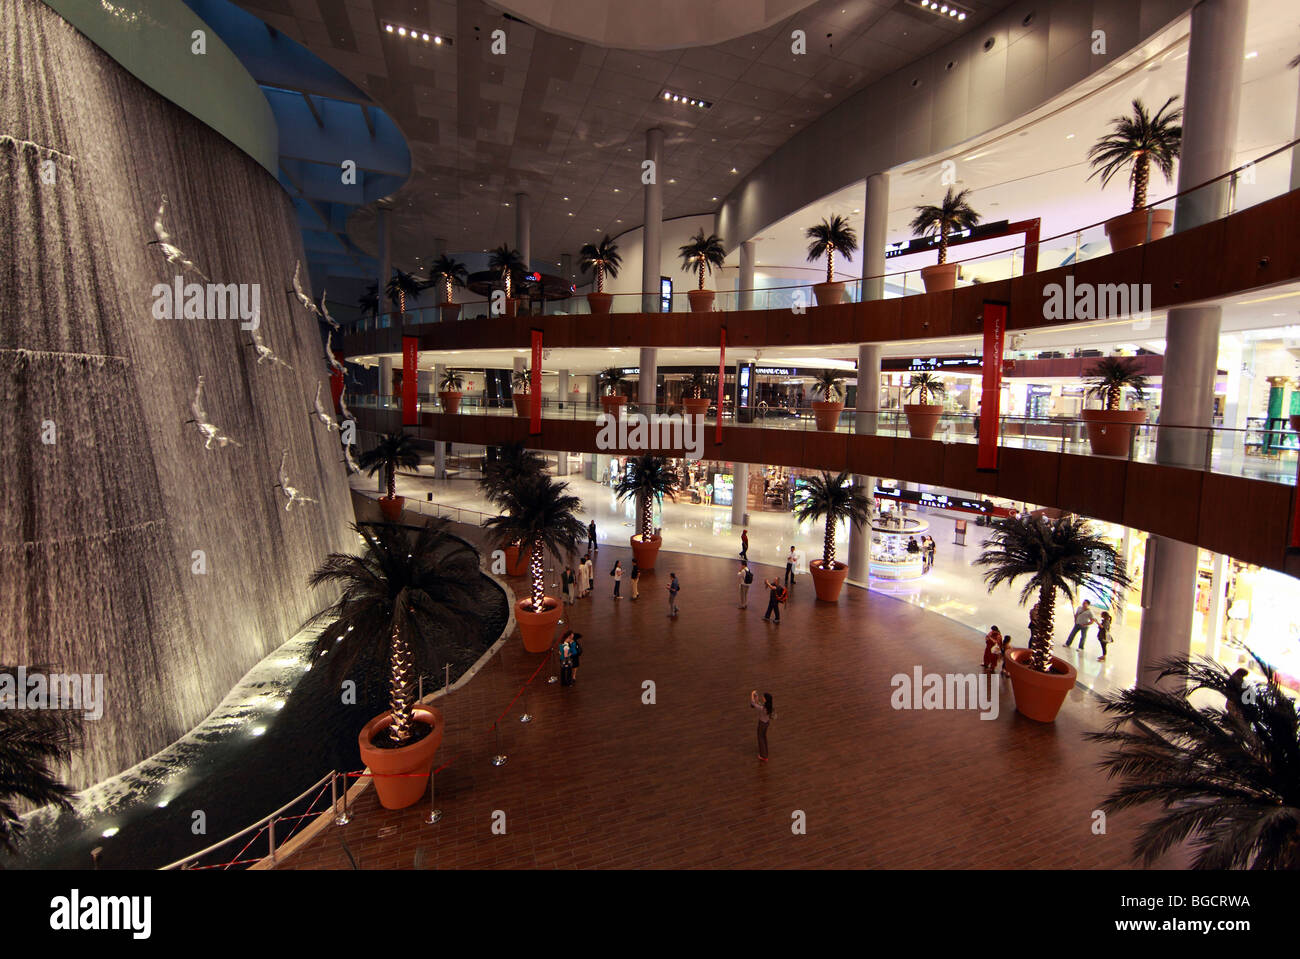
[920, 262, 958, 292]
[687, 289, 715, 312]
[501, 297, 520, 317]
[1004, 649, 1078, 723]
[630, 533, 662, 571]
[438, 390, 462, 413]
[1081, 409, 1146, 457]
[358, 705, 444, 810]
[438, 303, 461, 323]
[512, 394, 531, 418]
[811, 401, 844, 431]
[1104, 208, 1174, 252]
[809, 559, 849, 602]
[682, 397, 711, 416]
[502, 544, 530, 577]
[813, 281, 846, 306]
[587, 292, 613, 314]
[515, 596, 562, 653]
[378, 496, 405, 522]
[903, 404, 943, 439]
[600, 394, 627, 417]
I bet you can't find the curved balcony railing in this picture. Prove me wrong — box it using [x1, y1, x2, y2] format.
[345, 394, 1300, 488]
[344, 138, 1300, 330]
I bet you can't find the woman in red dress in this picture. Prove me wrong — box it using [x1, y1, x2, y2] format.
[982, 626, 1003, 672]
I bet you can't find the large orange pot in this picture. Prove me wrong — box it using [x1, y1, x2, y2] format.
[631, 533, 661, 571]
[1104, 208, 1174, 252]
[587, 292, 613, 314]
[809, 559, 849, 602]
[516, 596, 562, 653]
[1081, 409, 1145, 457]
[682, 397, 711, 416]
[812, 401, 843, 431]
[920, 263, 958, 292]
[600, 394, 627, 417]
[502, 544, 530, 577]
[813, 281, 846, 306]
[378, 496, 405, 522]
[687, 289, 715, 312]
[438, 390, 462, 413]
[1004, 649, 1078, 723]
[903, 404, 943, 438]
[513, 394, 531, 418]
[358, 705, 444, 810]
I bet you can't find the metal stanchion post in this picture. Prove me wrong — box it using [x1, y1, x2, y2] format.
[419, 675, 424, 701]
[520, 679, 532, 723]
[332, 770, 350, 826]
[424, 770, 442, 824]
[444, 663, 451, 697]
[547, 643, 559, 684]
[269, 817, 277, 865]
[491, 722, 508, 766]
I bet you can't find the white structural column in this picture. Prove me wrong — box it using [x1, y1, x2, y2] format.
[738, 240, 756, 311]
[515, 193, 530, 268]
[861, 173, 889, 301]
[731, 461, 749, 526]
[377, 200, 392, 320]
[1138, 0, 1247, 692]
[432, 362, 447, 478]
[556, 368, 570, 475]
[378, 356, 393, 405]
[642, 128, 664, 313]
[638, 348, 657, 408]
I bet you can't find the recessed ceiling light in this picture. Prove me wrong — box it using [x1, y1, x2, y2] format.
[730, 167, 738, 174]
[1245, 51, 1258, 59]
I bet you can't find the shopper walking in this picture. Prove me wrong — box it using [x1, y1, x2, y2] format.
[762, 578, 785, 624]
[667, 572, 680, 617]
[1095, 610, 1113, 661]
[999, 633, 1014, 675]
[784, 546, 797, 588]
[612, 560, 623, 599]
[576, 554, 589, 598]
[588, 519, 598, 552]
[739, 528, 749, 561]
[630, 563, 640, 600]
[1063, 600, 1097, 651]
[925, 536, 936, 572]
[584, 553, 596, 597]
[558, 633, 575, 687]
[738, 562, 753, 609]
[562, 565, 576, 605]
[751, 690, 774, 761]
[982, 625, 1002, 672]
[569, 630, 583, 682]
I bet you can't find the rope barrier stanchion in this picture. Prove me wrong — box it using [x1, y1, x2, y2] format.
[425, 768, 442, 824]
[331, 769, 350, 826]
[490, 721, 508, 767]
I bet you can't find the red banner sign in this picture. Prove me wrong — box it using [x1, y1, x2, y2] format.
[530, 329, 542, 435]
[330, 355, 346, 415]
[978, 301, 1008, 471]
[716, 326, 726, 445]
[401, 336, 419, 425]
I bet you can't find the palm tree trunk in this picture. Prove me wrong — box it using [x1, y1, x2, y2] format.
[530, 541, 545, 611]
[824, 516, 835, 566]
[641, 492, 654, 540]
[596, 263, 604, 294]
[1133, 155, 1149, 210]
[698, 261, 705, 290]
[388, 623, 414, 743]
[1031, 585, 1056, 673]
[938, 233, 948, 266]
[443, 276, 452, 304]
[1108, 383, 1121, 411]
[387, 463, 396, 500]
[826, 248, 834, 284]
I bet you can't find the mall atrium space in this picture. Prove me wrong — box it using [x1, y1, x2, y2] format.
[3, 0, 1300, 922]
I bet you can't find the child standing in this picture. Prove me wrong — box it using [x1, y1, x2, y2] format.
[630, 563, 640, 600]
[1096, 611, 1114, 661]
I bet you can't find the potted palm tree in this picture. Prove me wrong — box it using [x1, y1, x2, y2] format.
[307, 520, 483, 809]
[805, 214, 859, 306]
[974, 513, 1131, 722]
[427, 254, 469, 322]
[579, 234, 621, 314]
[438, 369, 465, 414]
[810, 370, 845, 431]
[682, 370, 711, 417]
[0, 675, 81, 855]
[511, 368, 532, 418]
[1082, 356, 1149, 457]
[1088, 96, 1182, 252]
[1087, 653, 1300, 869]
[359, 429, 422, 521]
[615, 454, 681, 570]
[903, 373, 946, 439]
[679, 230, 726, 312]
[909, 187, 980, 292]
[479, 442, 548, 577]
[792, 470, 872, 602]
[385, 268, 423, 318]
[357, 282, 380, 324]
[488, 244, 525, 316]
[599, 367, 629, 417]
[484, 474, 587, 651]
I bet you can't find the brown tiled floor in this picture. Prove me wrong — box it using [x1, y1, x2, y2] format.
[282, 527, 1178, 870]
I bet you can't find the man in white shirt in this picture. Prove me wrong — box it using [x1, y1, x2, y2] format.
[1063, 600, 1097, 652]
[738, 562, 753, 608]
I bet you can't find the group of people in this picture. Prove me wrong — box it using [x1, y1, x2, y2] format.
[558, 629, 583, 686]
[736, 560, 789, 623]
[907, 535, 937, 572]
[1062, 599, 1114, 661]
[562, 555, 641, 604]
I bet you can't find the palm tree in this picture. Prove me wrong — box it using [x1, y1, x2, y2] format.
[511, 368, 531, 395]
[358, 430, 421, 500]
[483, 474, 587, 611]
[488, 244, 525, 300]
[974, 513, 1132, 673]
[307, 521, 483, 744]
[615, 455, 681, 541]
[357, 282, 380, 321]
[1087, 652, 1300, 869]
[599, 367, 627, 397]
[678, 231, 727, 290]
[1086, 356, 1149, 412]
[0, 680, 81, 854]
[805, 214, 860, 284]
[909, 187, 981, 265]
[812, 370, 845, 404]
[479, 441, 547, 507]
[579, 235, 622, 294]
[685, 370, 710, 400]
[906, 372, 947, 406]
[791, 470, 871, 568]
[426, 254, 469, 304]
[386, 268, 423, 314]
[1088, 96, 1183, 211]
[438, 369, 465, 392]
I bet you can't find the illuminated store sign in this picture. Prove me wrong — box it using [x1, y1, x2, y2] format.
[754, 367, 796, 376]
[883, 356, 983, 372]
[874, 486, 991, 514]
[885, 220, 1010, 258]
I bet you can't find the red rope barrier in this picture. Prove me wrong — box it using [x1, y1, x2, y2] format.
[492, 651, 553, 729]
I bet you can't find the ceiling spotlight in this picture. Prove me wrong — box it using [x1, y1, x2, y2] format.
[434, 36, 443, 44]
[730, 167, 738, 174]
[385, 24, 394, 32]
[660, 89, 712, 109]
[398, 26, 406, 35]
[382, 22, 453, 45]
[422, 33, 429, 41]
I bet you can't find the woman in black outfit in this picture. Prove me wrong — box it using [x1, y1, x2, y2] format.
[750, 690, 774, 761]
